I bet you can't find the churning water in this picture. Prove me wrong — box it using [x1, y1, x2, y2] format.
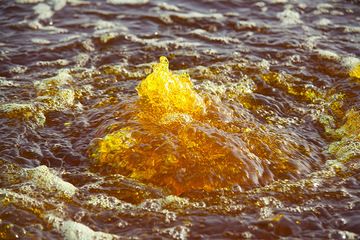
[0, 0, 360, 239]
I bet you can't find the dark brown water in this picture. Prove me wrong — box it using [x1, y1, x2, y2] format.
[1, 0, 360, 239]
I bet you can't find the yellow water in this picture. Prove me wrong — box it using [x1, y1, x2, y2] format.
[90, 57, 326, 195]
[1, 1, 360, 239]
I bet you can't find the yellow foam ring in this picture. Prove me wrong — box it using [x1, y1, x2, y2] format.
[349, 63, 360, 79]
[136, 56, 206, 122]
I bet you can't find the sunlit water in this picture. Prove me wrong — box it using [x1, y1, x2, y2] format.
[0, 0, 360, 239]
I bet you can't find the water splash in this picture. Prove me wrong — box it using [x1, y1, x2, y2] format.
[136, 56, 206, 124]
[89, 57, 319, 195]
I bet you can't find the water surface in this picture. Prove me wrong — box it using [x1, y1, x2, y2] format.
[0, 0, 360, 239]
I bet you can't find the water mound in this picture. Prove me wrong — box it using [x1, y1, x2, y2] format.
[89, 57, 319, 194]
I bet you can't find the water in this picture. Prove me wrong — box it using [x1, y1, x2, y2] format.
[0, 0, 360, 239]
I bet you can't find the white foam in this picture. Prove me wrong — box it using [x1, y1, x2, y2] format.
[298, 3, 307, 9]
[66, 0, 88, 6]
[9, 65, 27, 74]
[16, 0, 44, 3]
[255, 2, 266, 8]
[26, 165, 77, 198]
[315, 49, 340, 61]
[257, 59, 270, 71]
[34, 70, 73, 93]
[31, 38, 51, 45]
[86, 194, 134, 211]
[162, 195, 190, 207]
[235, 20, 257, 29]
[46, 214, 118, 240]
[270, 0, 288, 3]
[174, 11, 223, 20]
[39, 25, 69, 34]
[0, 70, 76, 127]
[122, 33, 201, 49]
[190, 29, 240, 44]
[157, 2, 180, 12]
[99, 32, 119, 44]
[0, 188, 45, 209]
[344, 26, 360, 33]
[36, 59, 70, 67]
[33, 3, 54, 19]
[73, 53, 90, 67]
[49, 0, 67, 11]
[107, 0, 148, 5]
[28, 20, 68, 33]
[341, 56, 360, 70]
[0, 102, 34, 114]
[330, 10, 343, 16]
[159, 225, 190, 240]
[315, 18, 332, 26]
[317, 3, 332, 10]
[0, 102, 46, 126]
[28, 20, 43, 30]
[200, 77, 255, 96]
[0, 79, 20, 87]
[277, 7, 302, 25]
[93, 20, 117, 30]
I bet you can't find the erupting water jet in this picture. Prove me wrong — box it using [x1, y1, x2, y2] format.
[89, 57, 312, 195]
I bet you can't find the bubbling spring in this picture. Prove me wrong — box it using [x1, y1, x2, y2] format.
[90, 56, 327, 195]
[0, 0, 360, 239]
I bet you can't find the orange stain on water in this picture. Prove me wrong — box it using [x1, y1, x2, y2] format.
[90, 57, 297, 194]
